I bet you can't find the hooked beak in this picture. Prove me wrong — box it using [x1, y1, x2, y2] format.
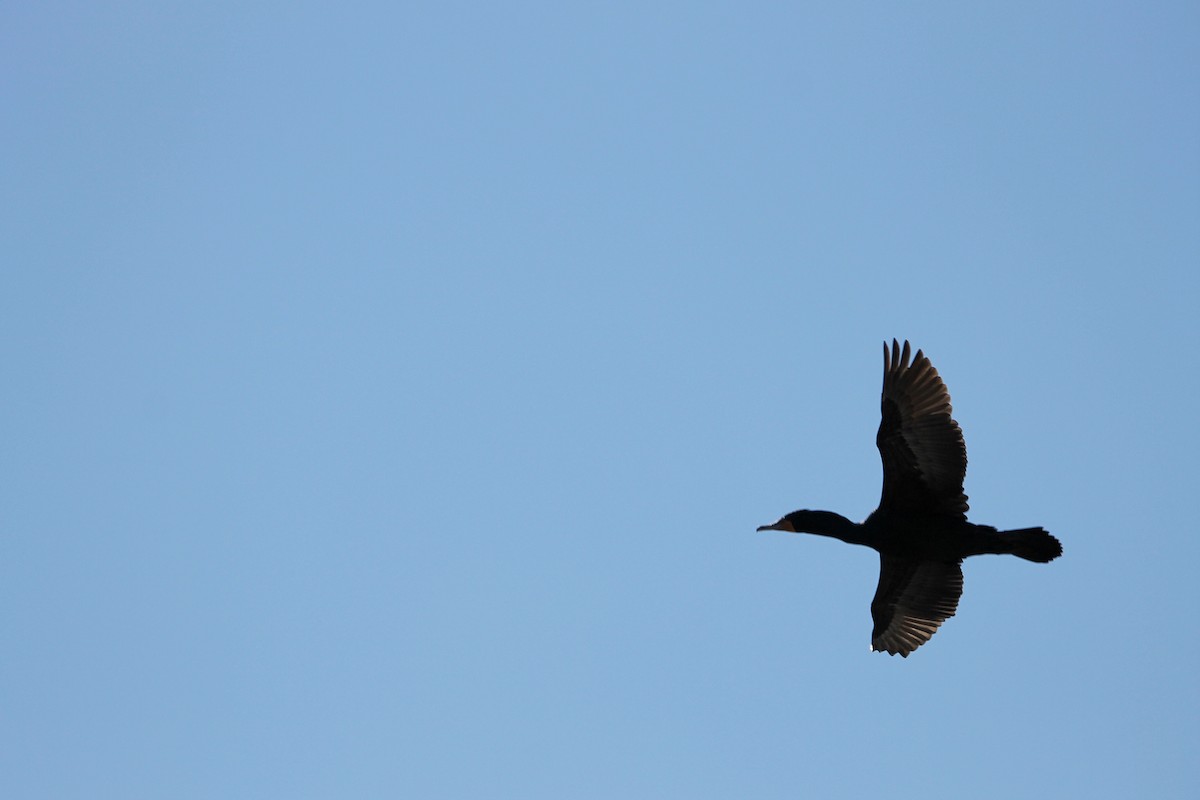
[757, 519, 795, 533]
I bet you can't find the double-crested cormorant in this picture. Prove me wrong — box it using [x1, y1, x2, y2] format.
[758, 340, 1062, 656]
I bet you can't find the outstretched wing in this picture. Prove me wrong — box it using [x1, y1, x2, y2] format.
[870, 556, 963, 657]
[877, 339, 968, 517]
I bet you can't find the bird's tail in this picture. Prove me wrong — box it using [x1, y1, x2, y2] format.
[1001, 527, 1062, 563]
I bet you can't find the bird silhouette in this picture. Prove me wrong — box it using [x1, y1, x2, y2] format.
[758, 340, 1061, 656]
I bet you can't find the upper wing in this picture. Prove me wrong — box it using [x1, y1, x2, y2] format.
[876, 339, 969, 517]
[870, 556, 963, 657]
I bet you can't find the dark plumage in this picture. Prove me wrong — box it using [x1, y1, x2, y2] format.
[758, 340, 1061, 657]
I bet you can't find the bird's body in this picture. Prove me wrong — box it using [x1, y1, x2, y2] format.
[758, 340, 1061, 657]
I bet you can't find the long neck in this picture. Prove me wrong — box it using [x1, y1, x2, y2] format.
[784, 510, 873, 547]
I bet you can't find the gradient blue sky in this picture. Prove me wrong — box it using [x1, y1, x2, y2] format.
[4, 3, 1198, 798]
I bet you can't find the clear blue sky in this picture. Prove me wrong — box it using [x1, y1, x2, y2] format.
[4, 3, 1197, 798]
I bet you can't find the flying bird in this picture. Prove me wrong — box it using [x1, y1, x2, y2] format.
[758, 340, 1061, 656]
